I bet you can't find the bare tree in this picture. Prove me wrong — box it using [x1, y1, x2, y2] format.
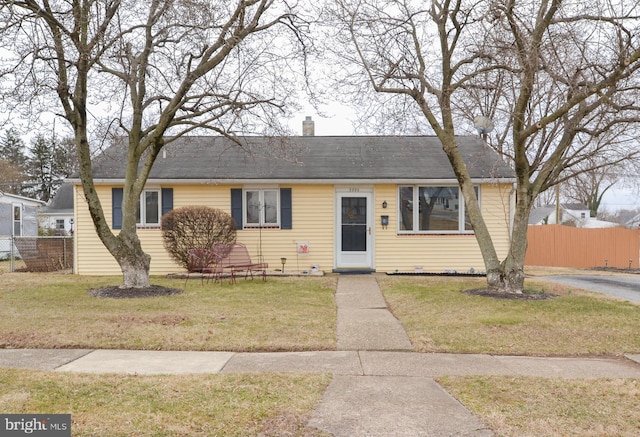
[326, 0, 640, 293]
[563, 160, 620, 218]
[0, 0, 308, 288]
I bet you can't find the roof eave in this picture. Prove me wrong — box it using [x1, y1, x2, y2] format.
[68, 177, 517, 185]
[0, 192, 46, 205]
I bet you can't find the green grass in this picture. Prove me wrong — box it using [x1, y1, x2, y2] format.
[377, 276, 640, 356]
[0, 368, 331, 436]
[0, 273, 337, 351]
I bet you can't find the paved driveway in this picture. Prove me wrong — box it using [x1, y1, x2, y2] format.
[538, 274, 640, 303]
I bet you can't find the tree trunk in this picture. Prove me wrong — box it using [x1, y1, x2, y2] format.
[119, 251, 152, 289]
[486, 259, 525, 294]
[485, 187, 532, 294]
[114, 191, 152, 289]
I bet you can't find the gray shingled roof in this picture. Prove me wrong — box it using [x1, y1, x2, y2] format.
[89, 135, 514, 181]
[528, 206, 555, 224]
[528, 203, 591, 224]
[41, 183, 74, 213]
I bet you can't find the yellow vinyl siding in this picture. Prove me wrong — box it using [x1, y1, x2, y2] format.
[479, 183, 513, 258]
[74, 185, 120, 275]
[74, 185, 183, 276]
[74, 182, 513, 276]
[235, 185, 335, 272]
[74, 184, 337, 275]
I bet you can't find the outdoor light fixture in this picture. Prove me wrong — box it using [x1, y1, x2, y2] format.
[382, 200, 387, 209]
[281, 257, 287, 273]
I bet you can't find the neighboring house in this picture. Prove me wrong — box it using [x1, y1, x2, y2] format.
[39, 183, 75, 235]
[528, 205, 557, 226]
[0, 191, 45, 259]
[580, 218, 619, 229]
[0, 191, 45, 238]
[625, 213, 640, 229]
[529, 203, 618, 228]
[70, 122, 516, 275]
[529, 203, 590, 226]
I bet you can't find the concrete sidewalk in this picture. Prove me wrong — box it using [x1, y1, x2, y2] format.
[3, 351, 640, 437]
[3, 274, 640, 436]
[3, 348, 640, 378]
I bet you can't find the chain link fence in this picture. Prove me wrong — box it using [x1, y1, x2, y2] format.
[0, 236, 73, 272]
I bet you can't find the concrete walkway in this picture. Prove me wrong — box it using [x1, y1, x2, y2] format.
[3, 274, 640, 436]
[335, 274, 412, 350]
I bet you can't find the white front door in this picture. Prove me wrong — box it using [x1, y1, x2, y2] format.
[336, 190, 373, 269]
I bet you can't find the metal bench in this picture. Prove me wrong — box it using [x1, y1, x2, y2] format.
[217, 243, 268, 284]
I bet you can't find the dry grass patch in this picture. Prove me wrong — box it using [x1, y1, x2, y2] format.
[439, 375, 640, 436]
[0, 273, 337, 351]
[378, 275, 640, 356]
[525, 265, 640, 277]
[0, 259, 26, 273]
[0, 368, 331, 436]
[524, 266, 591, 276]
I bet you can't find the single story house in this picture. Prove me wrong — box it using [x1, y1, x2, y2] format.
[70, 123, 516, 275]
[39, 183, 75, 235]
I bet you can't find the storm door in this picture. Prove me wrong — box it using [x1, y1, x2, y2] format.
[336, 191, 373, 269]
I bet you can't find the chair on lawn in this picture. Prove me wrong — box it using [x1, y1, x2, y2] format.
[185, 248, 218, 286]
[206, 243, 233, 283]
[217, 242, 268, 284]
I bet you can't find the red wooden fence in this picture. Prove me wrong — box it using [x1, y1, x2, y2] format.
[525, 224, 640, 269]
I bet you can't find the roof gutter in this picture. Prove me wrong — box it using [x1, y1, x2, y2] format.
[66, 177, 518, 185]
[0, 191, 46, 205]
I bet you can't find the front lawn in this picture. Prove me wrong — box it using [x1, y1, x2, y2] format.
[0, 368, 331, 437]
[439, 375, 640, 437]
[3, 271, 640, 436]
[379, 274, 640, 436]
[0, 273, 337, 352]
[378, 275, 640, 356]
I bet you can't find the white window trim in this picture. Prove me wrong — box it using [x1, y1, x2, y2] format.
[397, 185, 479, 234]
[243, 187, 280, 228]
[136, 189, 161, 226]
[12, 203, 22, 237]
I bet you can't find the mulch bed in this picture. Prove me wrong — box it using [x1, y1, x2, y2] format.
[88, 285, 183, 299]
[464, 288, 556, 300]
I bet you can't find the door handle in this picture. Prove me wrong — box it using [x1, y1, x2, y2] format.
[368, 227, 371, 235]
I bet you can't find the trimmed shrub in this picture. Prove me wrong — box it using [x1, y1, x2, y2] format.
[161, 206, 237, 270]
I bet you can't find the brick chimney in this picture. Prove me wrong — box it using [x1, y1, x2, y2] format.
[302, 116, 315, 136]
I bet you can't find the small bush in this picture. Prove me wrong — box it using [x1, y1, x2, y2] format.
[161, 206, 236, 270]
